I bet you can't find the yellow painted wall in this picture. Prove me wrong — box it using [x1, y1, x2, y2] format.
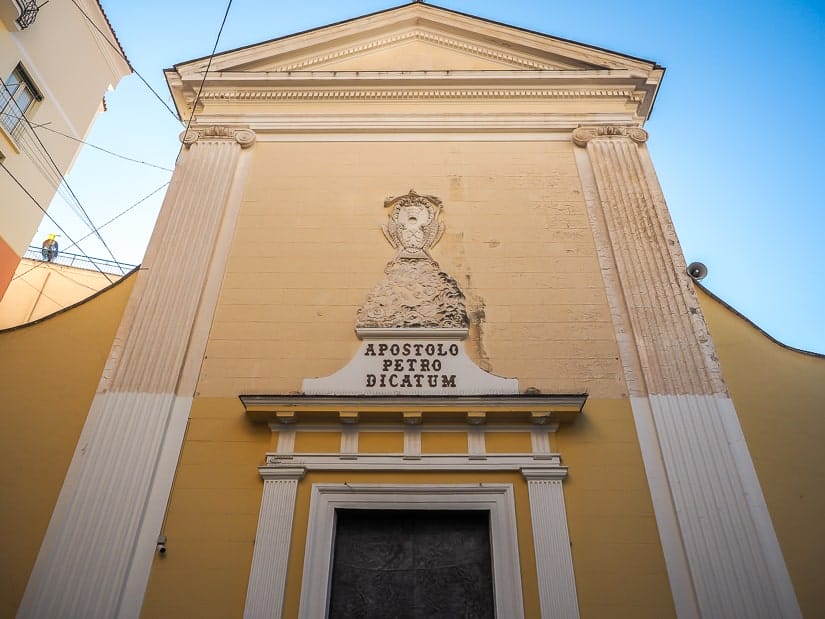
[0, 273, 135, 617]
[559, 398, 675, 619]
[486, 430, 533, 453]
[0, 259, 131, 328]
[143, 397, 673, 619]
[138, 136, 677, 618]
[199, 139, 626, 400]
[698, 286, 825, 618]
[421, 431, 467, 453]
[140, 396, 270, 619]
[359, 431, 403, 452]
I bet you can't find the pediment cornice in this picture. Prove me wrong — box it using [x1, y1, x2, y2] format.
[166, 69, 660, 121]
[166, 3, 663, 121]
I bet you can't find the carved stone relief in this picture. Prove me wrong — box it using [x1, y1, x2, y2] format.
[303, 190, 517, 395]
[356, 260, 468, 329]
[357, 190, 469, 329]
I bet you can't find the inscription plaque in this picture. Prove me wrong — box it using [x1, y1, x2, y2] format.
[303, 334, 517, 395]
[301, 190, 518, 396]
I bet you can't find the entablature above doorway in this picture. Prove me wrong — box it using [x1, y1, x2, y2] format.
[240, 393, 587, 425]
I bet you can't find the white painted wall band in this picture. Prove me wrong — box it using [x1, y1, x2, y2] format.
[576, 130, 801, 619]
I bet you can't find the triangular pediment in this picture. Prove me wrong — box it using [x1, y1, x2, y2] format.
[225, 24, 597, 73]
[167, 3, 664, 121]
[174, 3, 657, 76]
[240, 30, 575, 73]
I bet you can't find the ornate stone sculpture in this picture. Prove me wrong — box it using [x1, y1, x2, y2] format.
[306, 190, 516, 395]
[382, 189, 445, 259]
[357, 190, 469, 329]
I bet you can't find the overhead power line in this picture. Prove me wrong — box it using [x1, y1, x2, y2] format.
[184, 0, 234, 136]
[1, 81, 125, 274]
[32, 123, 174, 172]
[11, 181, 170, 283]
[1, 161, 115, 284]
[69, 0, 182, 123]
[2, 83, 126, 274]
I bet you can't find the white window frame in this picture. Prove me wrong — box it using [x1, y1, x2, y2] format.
[0, 63, 41, 140]
[298, 483, 525, 619]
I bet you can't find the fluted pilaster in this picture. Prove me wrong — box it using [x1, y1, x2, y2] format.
[19, 127, 256, 619]
[244, 469, 305, 619]
[522, 469, 579, 619]
[574, 126, 799, 618]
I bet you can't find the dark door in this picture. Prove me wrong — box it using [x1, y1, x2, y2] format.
[328, 509, 495, 619]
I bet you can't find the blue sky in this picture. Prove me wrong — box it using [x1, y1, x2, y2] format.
[35, 0, 824, 352]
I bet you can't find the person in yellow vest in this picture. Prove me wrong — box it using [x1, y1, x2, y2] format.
[41, 233, 59, 262]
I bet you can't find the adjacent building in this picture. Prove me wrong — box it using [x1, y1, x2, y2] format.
[0, 0, 131, 300]
[0, 246, 135, 328]
[1, 3, 822, 618]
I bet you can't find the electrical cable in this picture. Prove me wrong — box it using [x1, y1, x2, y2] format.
[68, 0, 182, 123]
[6, 0, 234, 289]
[183, 0, 234, 136]
[1, 81, 125, 274]
[11, 181, 169, 283]
[18, 274, 64, 314]
[51, 267, 107, 293]
[32, 123, 174, 172]
[4, 0, 237, 305]
[0, 161, 115, 284]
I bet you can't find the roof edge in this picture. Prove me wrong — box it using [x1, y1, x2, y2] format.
[697, 282, 824, 358]
[171, 1, 661, 71]
[94, 0, 132, 70]
[0, 266, 139, 334]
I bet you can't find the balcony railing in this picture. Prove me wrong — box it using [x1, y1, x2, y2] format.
[23, 246, 137, 276]
[15, 0, 38, 29]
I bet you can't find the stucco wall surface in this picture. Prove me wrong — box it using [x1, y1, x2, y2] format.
[698, 286, 825, 618]
[200, 139, 626, 400]
[0, 0, 130, 297]
[141, 396, 674, 619]
[0, 273, 134, 616]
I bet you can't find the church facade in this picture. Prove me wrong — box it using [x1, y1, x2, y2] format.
[3, 4, 821, 618]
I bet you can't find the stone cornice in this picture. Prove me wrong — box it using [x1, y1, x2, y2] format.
[356, 328, 469, 339]
[194, 85, 647, 104]
[181, 69, 654, 88]
[187, 4, 659, 76]
[192, 113, 638, 135]
[166, 3, 663, 121]
[242, 394, 587, 425]
[169, 70, 659, 121]
[572, 125, 649, 146]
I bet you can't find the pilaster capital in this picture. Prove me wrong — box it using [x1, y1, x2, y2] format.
[572, 125, 648, 147]
[259, 463, 306, 481]
[179, 125, 256, 149]
[521, 467, 568, 481]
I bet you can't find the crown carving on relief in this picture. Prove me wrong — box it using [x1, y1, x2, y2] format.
[356, 190, 468, 329]
[382, 189, 445, 260]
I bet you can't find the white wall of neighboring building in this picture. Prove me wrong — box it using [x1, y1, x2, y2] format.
[0, 0, 131, 298]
